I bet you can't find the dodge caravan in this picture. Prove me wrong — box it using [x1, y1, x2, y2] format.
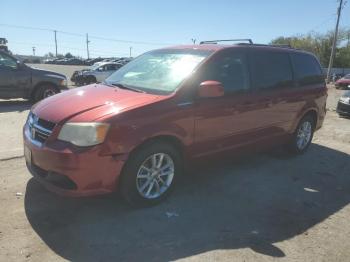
[23, 40, 327, 206]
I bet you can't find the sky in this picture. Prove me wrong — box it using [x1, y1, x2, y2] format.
[1, 0, 349, 58]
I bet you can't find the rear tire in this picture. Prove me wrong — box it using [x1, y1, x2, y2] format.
[120, 142, 182, 207]
[288, 115, 315, 154]
[32, 84, 58, 102]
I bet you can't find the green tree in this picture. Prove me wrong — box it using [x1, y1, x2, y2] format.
[44, 52, 55, 58]
[270, 28, 350, 67]
[65, 52, 74, 58]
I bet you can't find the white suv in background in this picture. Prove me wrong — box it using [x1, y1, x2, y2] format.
[72, 62, 123, 85]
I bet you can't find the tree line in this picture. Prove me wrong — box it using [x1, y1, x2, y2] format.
[270, 28, 350, 68]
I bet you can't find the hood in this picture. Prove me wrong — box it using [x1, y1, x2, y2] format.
[32, 84, 166, 123]
[29, 66, 66, 79]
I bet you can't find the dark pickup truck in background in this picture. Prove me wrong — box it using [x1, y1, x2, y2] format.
[0, 50, 68, 102]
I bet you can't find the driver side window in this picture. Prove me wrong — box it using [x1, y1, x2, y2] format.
[199, 49, 250, 94]
[97, 66, 105, 72]
[0, 53, 17, 70]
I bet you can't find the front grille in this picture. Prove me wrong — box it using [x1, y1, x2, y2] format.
[28, 112, 56, 144]
[37, 118, 56, 130]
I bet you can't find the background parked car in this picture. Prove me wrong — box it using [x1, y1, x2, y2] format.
[0, 50, 67, 101]
[335, 74, 350, 89]
[336, 91, 350, 117]
[85, 57, 104, 66]
[71, 62, 123, 85]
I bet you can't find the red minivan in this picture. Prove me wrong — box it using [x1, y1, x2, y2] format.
[23, 40, 327, 206]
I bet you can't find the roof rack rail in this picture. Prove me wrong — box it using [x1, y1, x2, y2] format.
[270, 44, 292, 48]
[243, 43, 293, 48]
[236, 43, 296, 50]
[199, 39, 253, 45]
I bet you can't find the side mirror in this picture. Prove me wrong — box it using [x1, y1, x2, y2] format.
[198, 80, 224, 98]
[16, 61, 24, 70]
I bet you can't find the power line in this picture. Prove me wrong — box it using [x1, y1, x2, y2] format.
[0, 23, 173, 46]
[88, 35, 173, 46]
[0, 23, 52, 32]
[309, 15, 336, 32]
[10, 40, 129, 56]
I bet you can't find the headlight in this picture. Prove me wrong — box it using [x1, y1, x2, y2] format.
[58, 122, 110, 146]
[339, 97, 350, 104]
[27, 112, 34, 125]
[60, 78, 67, 86]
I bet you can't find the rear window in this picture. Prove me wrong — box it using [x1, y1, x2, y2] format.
[291, 53, 324, 86]
[250, 51, 293, 90]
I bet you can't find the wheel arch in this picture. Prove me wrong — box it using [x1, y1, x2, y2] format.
[118, 134, 185, 192]
[30, 81, 59, 100]
[303, 109, 318, 128]
[128, 134, 184, 160]
[292, 108, 318, 133]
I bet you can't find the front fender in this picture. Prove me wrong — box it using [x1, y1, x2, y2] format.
[102, 101, 194, 158]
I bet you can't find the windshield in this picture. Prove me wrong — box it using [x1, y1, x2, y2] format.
[344, 74, 350, 79]
[105, 49, 212, 94]
[90, 63, 101, 71]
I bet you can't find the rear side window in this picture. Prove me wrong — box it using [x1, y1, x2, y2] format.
[106, 64, 115, 71]
[250, 51, 293, 90]
[291, 53, 324, 86]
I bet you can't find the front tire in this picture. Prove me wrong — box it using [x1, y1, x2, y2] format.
[32, 84, 58, 102]
[120, 142, 182, 207]
[288, 115, 315, 154]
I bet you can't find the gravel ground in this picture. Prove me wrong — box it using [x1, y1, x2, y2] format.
[0, 71, 349, 261]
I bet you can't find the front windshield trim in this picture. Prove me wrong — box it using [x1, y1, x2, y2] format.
[105, 49, 214, 95]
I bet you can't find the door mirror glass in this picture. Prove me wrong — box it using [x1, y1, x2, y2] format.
[198, 80, 224, 98]
[16, 61, 24, 70]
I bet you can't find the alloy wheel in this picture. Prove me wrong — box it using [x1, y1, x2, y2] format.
[136, 153, 175, 199]
[296, 121, 312, 150]
[43, 88, 57, 98]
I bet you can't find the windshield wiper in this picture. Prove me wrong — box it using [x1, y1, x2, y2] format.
[109, 82, 145, 93]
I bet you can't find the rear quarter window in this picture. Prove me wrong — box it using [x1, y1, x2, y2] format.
[291, 53, 324, 86]
[249, 50, 293, 90]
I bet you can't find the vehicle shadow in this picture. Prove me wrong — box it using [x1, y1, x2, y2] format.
[0, 100, 31, 113]
[24, 143, 350, 261]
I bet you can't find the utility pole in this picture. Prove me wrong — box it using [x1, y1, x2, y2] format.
[327, 0, 343, 83]
[129, 46, 132, 57]
[32, 47, 36, 56]
[54, 30, 58, 57]
[86, 33, 90, 59]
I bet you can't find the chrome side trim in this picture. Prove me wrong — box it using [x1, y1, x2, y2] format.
[177, 101, 194, 107]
